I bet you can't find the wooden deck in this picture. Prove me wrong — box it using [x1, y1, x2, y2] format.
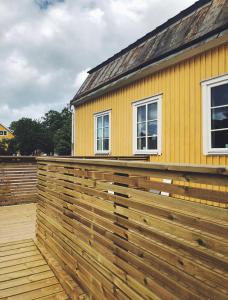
[0, 204, 68, 299]
[0, 204, 36, 243]
[0, 239, 68, 299]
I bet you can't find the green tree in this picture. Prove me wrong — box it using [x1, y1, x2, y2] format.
[53, 107, 72, 155]
[5, 138, 18, 155]
[10, 118, 45, 155]
[0, 140, 7, 155]
[6, 106, 72, 156]
[42, 110, 63, 154]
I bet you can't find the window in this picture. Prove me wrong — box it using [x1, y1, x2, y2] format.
[94, 110, 111, 154]
[0, 131, 8, 136]
[202, 74, 228, 155]
[133, 95, 162, 154]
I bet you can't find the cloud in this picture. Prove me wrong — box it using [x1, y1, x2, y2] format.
[0, 0, 195, 126]
[35, 0, 64, 10]
[74, 69, 90, 89]
[0, 103, 58, 125]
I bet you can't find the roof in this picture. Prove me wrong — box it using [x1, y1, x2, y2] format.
[0, 123, 14, 134]
[72, 0, 228, 106]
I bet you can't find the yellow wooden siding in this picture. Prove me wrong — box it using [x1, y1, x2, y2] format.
[75, 43, 228, 165]
[0, 124, 14, 142]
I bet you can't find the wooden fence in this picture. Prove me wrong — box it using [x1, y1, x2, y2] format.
[36, 157, 228, 300]
[0, 156, 37, 205]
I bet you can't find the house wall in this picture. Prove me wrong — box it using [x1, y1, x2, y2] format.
[74, 43, 228, 165]
[0, 124, 14, 142]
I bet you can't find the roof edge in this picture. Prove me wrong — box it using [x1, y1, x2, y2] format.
[88, 0, 211, 74]
[71, 28, 228, 107]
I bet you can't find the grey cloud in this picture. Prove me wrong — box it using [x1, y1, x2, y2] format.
[35, 0, 65, 10]
[0, 0, 195, 126]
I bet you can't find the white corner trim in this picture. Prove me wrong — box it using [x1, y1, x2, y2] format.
[132, 94, 162, 155]
[94, 109, 111, 154]
[202, 73, 228, 155]
[71, 106, 75, 156]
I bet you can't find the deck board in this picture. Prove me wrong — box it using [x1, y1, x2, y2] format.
[0, 204, 36, 243]
[0, 240, 68, 300]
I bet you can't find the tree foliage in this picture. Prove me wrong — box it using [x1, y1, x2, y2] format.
[10, 118, 45, 155]
[42, 106, 72, 155]
[53, 108, 72, 156]
[0, 140, 7, 155]
[2, 106, 72, 156]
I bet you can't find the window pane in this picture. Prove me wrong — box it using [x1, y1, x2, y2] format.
[103, 127, 109, 138]
[97, 128, 102, 139]
[137, 105, 146, 122]
[97, 116, 102, 129]
[211, 83, 228, 107]
[137, 138, 146, 150]
[103, 139, 109, 151]
[148, 121, 157, 136]
[137, 123, 146, 137]
[0, 131, 3, 135]
[97, 139, 102, 151]
[148, 136, 157, 150]
[148, 102, 157, 120]
[211, 130, 228, 148]
[103, 114, 109, 127]
[211, 107, 228, 130]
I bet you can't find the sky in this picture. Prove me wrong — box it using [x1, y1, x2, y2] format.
[0, 0, 196, 126]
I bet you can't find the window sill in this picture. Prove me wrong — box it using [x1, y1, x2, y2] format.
[134, 150, 161, 155]
[204, 151, 228, 156]
[95, 151, 111, 155]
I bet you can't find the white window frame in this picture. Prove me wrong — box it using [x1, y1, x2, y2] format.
[94, 110, 111, 154]
[202, 73, 228, 155]
[133, 95, 162, 155]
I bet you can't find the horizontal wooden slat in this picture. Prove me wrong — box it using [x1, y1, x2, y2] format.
[36, 158, 228, 300]
[0, 157, 37, 205]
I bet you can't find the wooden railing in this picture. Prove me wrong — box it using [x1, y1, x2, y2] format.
[70, 155, 149, 160]
[0, 156, 37, 205]
[36, 157, 228, 300]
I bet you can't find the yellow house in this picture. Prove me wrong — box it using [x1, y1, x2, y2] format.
[0, 123, 14, 142]
[71, 0, 228, 165]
